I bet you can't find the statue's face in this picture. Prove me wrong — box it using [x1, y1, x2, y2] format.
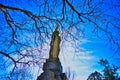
[57, 31, 59, 35]
[54, 31, 59, 35]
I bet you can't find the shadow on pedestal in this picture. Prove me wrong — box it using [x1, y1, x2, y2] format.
[37, 58, 67, 80]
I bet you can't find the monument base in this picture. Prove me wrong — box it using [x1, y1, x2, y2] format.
[37, 58, 67, 80]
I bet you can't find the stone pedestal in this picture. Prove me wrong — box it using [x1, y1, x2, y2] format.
[37, 58, 67, 80]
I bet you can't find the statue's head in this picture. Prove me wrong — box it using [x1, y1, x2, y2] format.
[53, 26, 59, 35]
[55, 26, 58, 31]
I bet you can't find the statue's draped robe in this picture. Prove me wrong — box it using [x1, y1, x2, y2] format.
[49, 27, 61, 59]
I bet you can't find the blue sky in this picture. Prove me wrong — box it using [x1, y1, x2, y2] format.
[0, 0, 120, 80]
[59, 36, 117, 80]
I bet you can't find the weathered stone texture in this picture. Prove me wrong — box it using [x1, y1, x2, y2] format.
[37, 59, 67, 80]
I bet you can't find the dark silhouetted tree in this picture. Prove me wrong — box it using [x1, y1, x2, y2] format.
[99, 59, 119, 80]
[87, 71, 102, 80]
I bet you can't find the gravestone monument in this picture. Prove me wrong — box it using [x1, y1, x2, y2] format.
[37, 27, 67, 80]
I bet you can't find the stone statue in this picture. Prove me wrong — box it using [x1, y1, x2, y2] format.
[49, 26, 61, 59]
[37, 26, 67, 80]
